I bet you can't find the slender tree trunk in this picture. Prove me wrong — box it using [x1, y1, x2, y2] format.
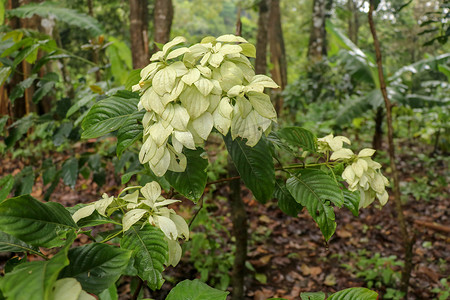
[372, 106, 383, 150]
[368, 2, 414, 297]
[347, 0, 359, 44]
[308, 0, 333, 61]
[268, 0, 287, 114]
[255, 0, 270, 75]
[129, 0, 149, 69]
[153, 0, 173, 50]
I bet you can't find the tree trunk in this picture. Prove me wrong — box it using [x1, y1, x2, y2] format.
[372, 106, 383, 150]
[268, 0, 287, 114]
[368, 2, 415, 297]
[255, 0, 270, 75]
[153, 0, 173, 50]
[307, 0, 333, 61]
[129, 0, 149, 69]
[347, 0, 359, 44]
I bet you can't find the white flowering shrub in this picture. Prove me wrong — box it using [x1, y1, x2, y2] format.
[132, 35, 278, 176]
[0, 35, 383, 299]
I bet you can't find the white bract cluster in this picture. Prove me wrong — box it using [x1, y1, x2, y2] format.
[318, 134, 389, 209]
[72, 182, 189, 266]
[132, 35, 278, 176]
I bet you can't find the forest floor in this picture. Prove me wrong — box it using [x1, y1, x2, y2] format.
[0, 141, 448, 300]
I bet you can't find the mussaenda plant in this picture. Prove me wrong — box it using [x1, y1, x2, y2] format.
[0, 35, 386, 300]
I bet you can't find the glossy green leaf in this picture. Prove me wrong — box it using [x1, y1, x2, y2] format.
[277, 127, 317, 152]
[343, 190, 359, 217]
[274, 179, 303, 217]
[328, 287, 378, 300]
[224, 134, 275, 203]
[124, 69, 142, 91]
[62, 157, 78, 189]
[165, 148, 208, 202]
[0, 231, 39, 254]
[97, 284, 118, 300]
[286, 169, 344, 241]
[59, 243, 131, 295]
[120, 224, 168, 290]
[166, 279, 229, 300]
[81, 95, 139, 139]
[116, 110, 144, 156]
[0, 195, 78, 248]
[0, 232, 75, 300]
[7, 2, 103, 35]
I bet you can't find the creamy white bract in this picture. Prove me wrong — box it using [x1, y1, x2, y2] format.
[319, 134, 389, 209]
[72, 181, 188, 266]
[132, 35, 278, 177]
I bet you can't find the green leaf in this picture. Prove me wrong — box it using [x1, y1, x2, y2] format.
[277, 127, 317, 152]
[0, 231, 39, 253]
[97, 284, 118, 300]
[286, 169, 344, 241]
[81, 95, 139, 139]
[120, 224, 168, 291]
[0, 66, 12, 85]
[274, 179, 303, 217]
[5, 114, 33, 149]
[224, 134, 275, 203]
[124, 69, 142, 91]
[166, 279, 229, 300]
[300, 292, 326, 300]
[59, 243, 131, 295]
[328, 287, 378, 300]
[116, 110, 144, 156]
[9, 74, 37, 103]
[0, 195, 78, 248]
[0, 175, 14, 202]
[66, 95, 96, 118]
[0, 232, 75, 300]
[165, 148, 208, 202]
[7, 2, 103, 35]
[61, 158, 78, 189]
[343, 190, 359, 217]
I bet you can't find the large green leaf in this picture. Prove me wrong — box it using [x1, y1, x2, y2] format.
[7, 2, 103, 35]
[59, 243, 131, 295]
[224, 134, 275, 203]
[165, 148, 208, 202]
[300, 292, 325, 300]
[81, 94, 139, 139]
[166, 279, 229, 300]
[0, 232, 75, 300]
[342, 190, 359, 217]
[116, 110, 144, 156]
[0, 195, 78, 248]
[273, 179, 303, 217]
[0, 231, 39, 254]
[120, 224, 168, 291]
[286, 169, 344, 241]
[328, 287, 378, 300]
[335, 89, 382, 125]
[276, 127, 317, 152]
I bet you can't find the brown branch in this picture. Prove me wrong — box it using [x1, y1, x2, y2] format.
[414, 220, 450, 234]
[368, 2, 414, 297]
[131, 278, 144, 300]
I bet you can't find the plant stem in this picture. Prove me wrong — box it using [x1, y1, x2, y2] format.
[228, 156, 247, 300]
[368, 2, 414, 297]
[100, 230, 123, 244]
[188, 197, 204, 228]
